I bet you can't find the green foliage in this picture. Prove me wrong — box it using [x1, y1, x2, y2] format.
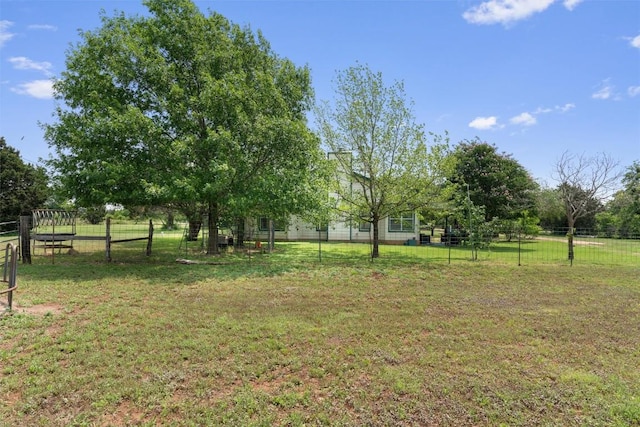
[315, 63, 450, 257]
[0, 137, 50, 223]
[536, 187, 566, 229]
[494, 215, 541, 242]
[79, 205, 106, 224]
[447, 139, 538, 222]
[598, 161, 640, 238]
[44, 0, 324, 254]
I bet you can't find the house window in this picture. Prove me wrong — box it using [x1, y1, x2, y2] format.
[388, 212, 415, 232]
[259, 217, 285, 231]
[358, 221, 371, 232]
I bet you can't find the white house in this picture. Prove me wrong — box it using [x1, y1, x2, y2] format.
[248, 152, 421, 245]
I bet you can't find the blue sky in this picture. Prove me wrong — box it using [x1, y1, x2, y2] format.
[1, 0, 639, 184]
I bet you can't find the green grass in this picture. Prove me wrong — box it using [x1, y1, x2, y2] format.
[1, 237, 639, 425]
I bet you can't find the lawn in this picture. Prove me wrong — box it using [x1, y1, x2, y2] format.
[1, 238, 639, 426]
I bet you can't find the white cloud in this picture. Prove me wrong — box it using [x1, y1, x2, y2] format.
[592, 87, 611, 100]
[27, 24, 58, 31]
[533, 107, 552, 114]
[462, 0, 585, 25]
[628, 86, 640, 98]
[462, 0, 555, 25]
[557, 103, 575, 113]
[10, 79, 54, 99]
[631, 35, 640, 49]
[469, 116, 500, 130]
[0, 20, 15, 48]
[563, 0, 583, 11]
[9, 56, 54, 76]
[510, 112, 537, 126]
[592, 80, 616, 100]
[535, 104, 575, 114]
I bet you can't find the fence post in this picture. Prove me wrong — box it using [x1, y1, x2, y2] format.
[146, 219, 153, 256]
[3, 243, 18, 311]
[105, 218, 112, 262]
[20, 216, 31, 264]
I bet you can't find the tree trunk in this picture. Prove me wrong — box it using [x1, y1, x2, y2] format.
[166, 211, 175, 229]
[235, 217, 245, 248]
[268, 219, 275, 253]
[207, 201, 219, 255]
[567, 218, 575, 262]
[372, 216, 380, 258]
[187, 219, 201, 241]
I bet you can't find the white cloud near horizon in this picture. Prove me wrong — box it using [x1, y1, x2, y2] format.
[0, 20, 15, 48]
[469, 116, 500, 130]
[9, 56, 54, 76]
[631, 35, 640, 49]
[463, 0, 583, 26]
[10, 79, 54, 99]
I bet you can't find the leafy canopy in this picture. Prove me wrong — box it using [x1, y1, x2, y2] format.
[448, 139, 538, 222]
[44, 0, 325, 252]
[0, 137, 50, 223]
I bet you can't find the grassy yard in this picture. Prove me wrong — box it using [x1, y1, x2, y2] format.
[1, 238, 639, 426]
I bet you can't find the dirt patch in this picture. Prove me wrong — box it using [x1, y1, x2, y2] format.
[98, 400, 146, 427]
[2, 303, 63, 316]
[536, 236, 605, 246]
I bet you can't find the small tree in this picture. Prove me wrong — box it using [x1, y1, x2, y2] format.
[315, 64, 448, 258]
[552, 151, 621, 260]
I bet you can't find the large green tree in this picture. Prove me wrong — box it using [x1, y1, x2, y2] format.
[447, 139, 538, 222]
[0, 137, 50, 226]
[315, 64, 449, 258]
[45, 0, 325, 253]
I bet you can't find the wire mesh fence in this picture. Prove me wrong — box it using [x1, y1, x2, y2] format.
[176, 224, 639, 268]
[263, 233, 639, 267]
[19, 218, 639, 268]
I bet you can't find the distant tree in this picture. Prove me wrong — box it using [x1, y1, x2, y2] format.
[315, 64, 449, 258]
[598, 161, 640, 238]
[45, 0, 324, 254]
[537, 185, 601, 231]
[80, 205, 107, 224]
[552, 151, 621, 259]
[0, 137, 50, 225]
[536, 187, 565, 230]
[447, 139, 538, 222]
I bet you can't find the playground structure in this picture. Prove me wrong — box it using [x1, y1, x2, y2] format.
[26, 210, 154, 263]
[31, 209, 77, 254]
[1, 243, 18, 312]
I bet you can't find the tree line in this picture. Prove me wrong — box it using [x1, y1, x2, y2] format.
[1, 0, 637, 255]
